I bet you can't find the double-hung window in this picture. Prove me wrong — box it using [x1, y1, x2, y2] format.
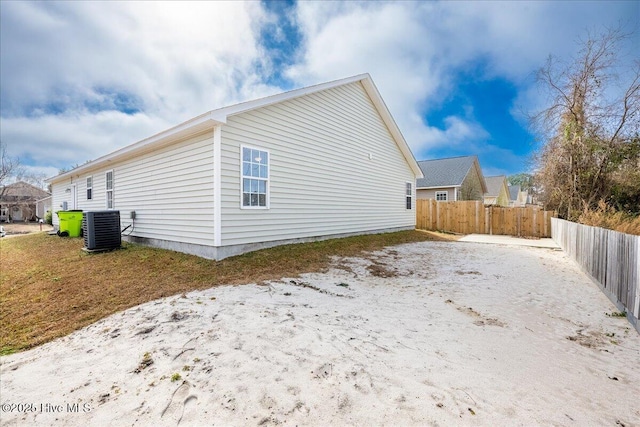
[106, 171, 114, 209]
[435, 191, 447, 201]
[241, 146, 269, 208]
[405, 182, 412, 209]
[86, 176, 93, 200]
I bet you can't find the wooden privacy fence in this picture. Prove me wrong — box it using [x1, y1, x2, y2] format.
[416, 200, 555, 238]
[551, 218, 640, 332]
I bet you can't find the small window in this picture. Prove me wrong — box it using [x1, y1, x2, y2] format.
[86, 176, 93, 200]
[436, 191, 448, 201]
[241, 146, 269, 208]
[106, 171, 114, 209]
[405, 182, 412, 209]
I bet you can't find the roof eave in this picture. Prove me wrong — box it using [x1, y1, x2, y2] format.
[215, 73, 423, 178]
[46, 73, 424, 183]
[46, 112, 223, 183]
[359, 77, 423, 178]
[416, 185, 461, 190]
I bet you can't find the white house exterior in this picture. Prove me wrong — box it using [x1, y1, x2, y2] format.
[36, 196, 52, 220]
[47, 74, 423, 260]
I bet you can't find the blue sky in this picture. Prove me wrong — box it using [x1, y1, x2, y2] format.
[0, 1, 637, 182]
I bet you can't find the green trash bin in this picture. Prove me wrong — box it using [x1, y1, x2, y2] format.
[57, 210, 83, 237]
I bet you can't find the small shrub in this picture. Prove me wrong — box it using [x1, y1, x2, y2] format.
[607, 311, 627, 318]
[170, 373, 182, 382]
[44, 210, 53, 225]
[134, 352, 154, 373]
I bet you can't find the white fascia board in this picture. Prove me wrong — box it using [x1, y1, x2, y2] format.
[46, 73, 423, 185]
[47, 112, 223, 183]
[416, 185, 461, 190]
[209, 73, 424, 178]
[359, 77, 423, 179]
[212, 74, 371, 122]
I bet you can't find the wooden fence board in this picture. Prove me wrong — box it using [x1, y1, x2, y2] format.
[551, 218, 640, 333]
[416, 200, 554, 237]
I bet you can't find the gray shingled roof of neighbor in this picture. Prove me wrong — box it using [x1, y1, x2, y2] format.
[508, 185, 520, 201]
[0, 181, 51, 200]
[484, 175, 507, 196]
[416, 155, 478, 188]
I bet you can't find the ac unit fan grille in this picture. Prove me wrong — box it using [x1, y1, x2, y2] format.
[83, 211, 121, 250]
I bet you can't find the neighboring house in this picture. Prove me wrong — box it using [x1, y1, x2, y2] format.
[416, 156, 487, 201]
[47, 74, 423, 260]
[483, 175, 510, 206]
[508, 185, 528, 207]
[36, 196, 52, 219]
[0, 181, 51, 222]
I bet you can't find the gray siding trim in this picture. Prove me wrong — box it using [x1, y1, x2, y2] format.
[124, 226, 414, 261]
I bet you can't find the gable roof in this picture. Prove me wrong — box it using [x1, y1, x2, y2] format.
[48, 74, 422, 183]
[416, 155, 480, 188]
[0, 181, 51, 201]
[484, 175, 508, 197]
[508, 185, 521, 201]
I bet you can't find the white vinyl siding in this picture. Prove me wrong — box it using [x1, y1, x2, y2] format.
[50, 131, 216, 245]
[50, 178, 73, 227]
[107, 131, 215, 245]
[219, 81, 416, 246]
[416, 188, 457, 201]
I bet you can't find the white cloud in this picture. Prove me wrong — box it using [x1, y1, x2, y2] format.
[2, 111, 160, 168]
[0, 0, 635, 176]
[422, 116, 490, 148]
[0, 1, 276, 169]
[286, 1, 636, 160]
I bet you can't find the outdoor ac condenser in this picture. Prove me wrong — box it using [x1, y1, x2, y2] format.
[83, 211, 121, 251]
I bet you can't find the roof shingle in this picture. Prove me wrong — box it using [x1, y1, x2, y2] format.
[484, 175, 507, 197]
[416, 156, 478, 188]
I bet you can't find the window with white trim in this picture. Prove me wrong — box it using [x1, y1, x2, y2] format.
[406, 182, 412, 209]
[106, 171, 114, 209]
[86, 176, 93, 200]
[241, 146, 269, 208]
[435, 191, 448, 201]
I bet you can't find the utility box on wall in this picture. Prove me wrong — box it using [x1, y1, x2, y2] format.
[83, 211, 121, 251]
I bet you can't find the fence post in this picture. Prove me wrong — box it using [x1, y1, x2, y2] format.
[532, 208, 537, 237]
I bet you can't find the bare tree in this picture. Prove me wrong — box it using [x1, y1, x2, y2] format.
[15, 169, 48, 190]
[533, 28, 640, 220]
[1, 141, 20, 188]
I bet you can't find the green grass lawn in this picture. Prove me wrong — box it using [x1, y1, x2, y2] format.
[0, 230, 446, 355]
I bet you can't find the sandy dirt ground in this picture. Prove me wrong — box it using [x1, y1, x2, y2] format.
[1, 223, 54, 238]
[1, 241, 639, 426]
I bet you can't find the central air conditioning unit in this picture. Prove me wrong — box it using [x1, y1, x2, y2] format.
[83, 211, 121, 251]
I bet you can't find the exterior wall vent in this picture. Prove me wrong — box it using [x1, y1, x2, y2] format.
[83, 211, 121, 251]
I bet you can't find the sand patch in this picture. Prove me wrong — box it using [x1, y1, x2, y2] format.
[1, 241, 639, 426]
